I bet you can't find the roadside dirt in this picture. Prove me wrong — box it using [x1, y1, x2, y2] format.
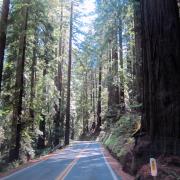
[102, 144, 134, 180]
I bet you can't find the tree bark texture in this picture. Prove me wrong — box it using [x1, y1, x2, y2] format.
[108, 35, 120, 109]
[140, 0, 180, 155]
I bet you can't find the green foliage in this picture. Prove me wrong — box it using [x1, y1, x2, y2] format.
[113, 115, 133, 136]
[20, 130, 35, 160]
[104, 134, 118, 147]
[0, 0, 71, 163]
[103, 114, 138, 160]
[35, 147, 51, 157]
[8, 160, 22, 169]
[0, 126, 5, 144]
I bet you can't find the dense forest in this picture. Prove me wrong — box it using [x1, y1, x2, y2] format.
[0, 0, 180, 179]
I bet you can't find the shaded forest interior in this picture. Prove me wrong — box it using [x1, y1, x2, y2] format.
[0, 0, 180, 178]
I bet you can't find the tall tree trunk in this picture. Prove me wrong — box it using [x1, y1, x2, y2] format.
[9, 3, 29, 161]
[85, 71, 89, 132]
[29, 30, 37, 128]
[54, 1, 64, 146]
[140, 0, 180, 155]
[65, 1, 73, 145]
[118, 17, 125, 112]
[95, 69, 98, 119]
[82, 75, 87, 135]
[108, 36, 119, 109]
[96, 62, 102, 130]
[0, 0, 10, 93]
[92, 71, 96, 122]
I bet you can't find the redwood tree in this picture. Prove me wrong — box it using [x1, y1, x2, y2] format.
[54, 1, 64, 146]
[140, 0, 180, 155]
[96, 61, 102, 130]
[65, 1, 73, 145]
[9, 2, 29, 161]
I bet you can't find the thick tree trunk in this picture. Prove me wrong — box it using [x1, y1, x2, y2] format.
[65, 1, 73, 145]
[54, 1, 64, 146]
[0, 0, 10, 93]
[9, 4, 28, 161]
[108, 36, 119, 109]
[140, 0, 180, 155]
[53, 62, 63, 146]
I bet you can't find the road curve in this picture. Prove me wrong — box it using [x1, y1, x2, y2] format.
[2, 141, 122, 180]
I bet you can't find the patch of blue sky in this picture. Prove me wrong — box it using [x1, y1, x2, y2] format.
[77, 0, 97, 43]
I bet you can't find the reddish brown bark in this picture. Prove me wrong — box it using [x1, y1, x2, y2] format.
[140, 0, 180, 155]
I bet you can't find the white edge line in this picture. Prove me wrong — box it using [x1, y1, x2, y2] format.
[1, 159, 46, 180]
[101, 144, 119, 180]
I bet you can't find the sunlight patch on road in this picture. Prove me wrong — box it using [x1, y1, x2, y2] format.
[56, 144, 90, 180]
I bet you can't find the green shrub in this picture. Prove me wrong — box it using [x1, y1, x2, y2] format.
[102, 113, 138, 163]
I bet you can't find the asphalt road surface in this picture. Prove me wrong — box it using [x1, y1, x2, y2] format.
[2, 141, 122, 180]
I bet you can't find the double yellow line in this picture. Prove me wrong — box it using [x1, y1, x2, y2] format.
[56, 145, 89, 180]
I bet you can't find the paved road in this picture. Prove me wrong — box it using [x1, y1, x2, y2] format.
[2, 141, 121, 180]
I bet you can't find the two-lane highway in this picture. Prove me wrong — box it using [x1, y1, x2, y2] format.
[2, 141, 122, 180]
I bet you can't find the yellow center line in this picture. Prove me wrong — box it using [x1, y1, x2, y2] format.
[56, 144, 89, 180]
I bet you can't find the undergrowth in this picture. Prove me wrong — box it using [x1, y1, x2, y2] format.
[101, 113, 140, 161]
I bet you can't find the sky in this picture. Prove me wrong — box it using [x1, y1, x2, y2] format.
[82, 0, 96, 13]
[82, 0, 96, 29]
[0, 0, 2, 12]
[78, 0, 96, 41]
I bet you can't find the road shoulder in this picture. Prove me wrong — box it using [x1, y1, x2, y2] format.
[101, 144, 134, 180]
